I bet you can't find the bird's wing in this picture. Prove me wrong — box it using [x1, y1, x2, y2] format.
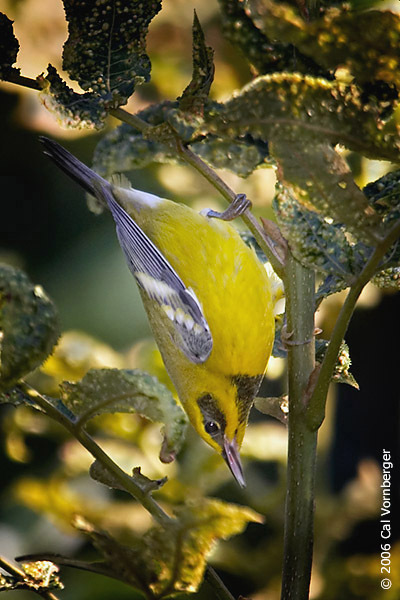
[99, 183, 213, 364]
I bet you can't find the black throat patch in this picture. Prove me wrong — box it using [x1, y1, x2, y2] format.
[231, 374, 263, 425]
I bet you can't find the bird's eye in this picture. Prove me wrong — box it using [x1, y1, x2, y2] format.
[205, 421, 220, 435]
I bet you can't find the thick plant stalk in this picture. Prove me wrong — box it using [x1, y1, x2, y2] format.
[281, 252, 316, 600]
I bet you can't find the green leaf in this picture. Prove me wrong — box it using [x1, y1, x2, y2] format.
[38, 64, 108, 130]
[270, 139, 381, 245]
[93, 115, 270, 179]
[154, 498, 262, 594]
[316, 340, 359, 389]
[75, 500, 262, 596]
[363, 169, 400, 268]
[274, 172, 400, 297]
[62, 0, 161, 106]
[274, 185, 359, 279]
[218, 0, 325, 76]
[248, 1, 400, 90]
[178, 11, 215, 115]
[0, 12, 19, 80]
[60, 368, 188, 463]
[254, 395, 288, 424]
[316, 273, 350, 302]
[0, 265, 59, 391]
[191, 135, 271, 177]
[203, 73, 400, 163]
[372, 266, 400, 290]
[93, 122, 178, 179]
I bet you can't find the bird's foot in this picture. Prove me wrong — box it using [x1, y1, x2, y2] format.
[204, 194, 251, 221]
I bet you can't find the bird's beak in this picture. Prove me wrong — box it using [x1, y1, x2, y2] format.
[222, 436, 246, 488]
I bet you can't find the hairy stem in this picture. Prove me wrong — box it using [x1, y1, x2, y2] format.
[281, 253, 316, 600]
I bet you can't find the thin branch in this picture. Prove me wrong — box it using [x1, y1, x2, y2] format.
[110, 107, 149, 132]
[21, 384, 172, 528]
[306, 218, 400, 430]
[3, 72, 42, 91]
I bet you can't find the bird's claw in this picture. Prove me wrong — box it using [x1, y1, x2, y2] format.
[206, 194, 251, 221]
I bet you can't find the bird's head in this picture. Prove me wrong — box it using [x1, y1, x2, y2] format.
[183, 372, 263, 487]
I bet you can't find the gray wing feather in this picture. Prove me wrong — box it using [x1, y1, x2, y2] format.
[99, 184, 213, 364]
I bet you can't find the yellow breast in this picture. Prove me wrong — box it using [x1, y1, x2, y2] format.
[122, 196, 274, 379]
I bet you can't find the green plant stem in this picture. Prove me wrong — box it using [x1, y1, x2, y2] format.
[0, 556, 60, 600]
[306, 217, 400, 430]
[281, 252, 316, 600]
[22, 385, 172, 528]
[22, 386, 234, 600]
[110, 107, 285, 278]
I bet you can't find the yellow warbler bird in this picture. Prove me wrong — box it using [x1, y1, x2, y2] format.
[40, 137, 275, 486]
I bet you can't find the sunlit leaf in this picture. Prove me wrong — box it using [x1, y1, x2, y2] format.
[316, 273, 350, 302]
[372, 266, 400, 290]
[248, 0, 400, 90]
[204, 73, 400, 163]
[191, 135, 270, 177]
[93, 114, 270, 179]
[271, 139, 381, 245]
[38, 64, 108, 130]
[92, 120, 178, 179]
[0, 560, 62, 593]
[75, 499, 262, 596]
[273, 185, 367, 280]
[254, 395, 288, 424]
[0, 12, 19, 80]
[152, 498, 262, 594]
[178, 11, 214, 115]
[316, 340, 359, 389]
[218, 0, 325, 76]
[364, 169, 400, 215]
[363, 169, 400, 268]
[62, 0, 162, 106]
[60, 368, 188, 463]
[0, 265, 59, 391]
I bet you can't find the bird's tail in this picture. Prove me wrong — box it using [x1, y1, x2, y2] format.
[39, 136, 109, 198]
